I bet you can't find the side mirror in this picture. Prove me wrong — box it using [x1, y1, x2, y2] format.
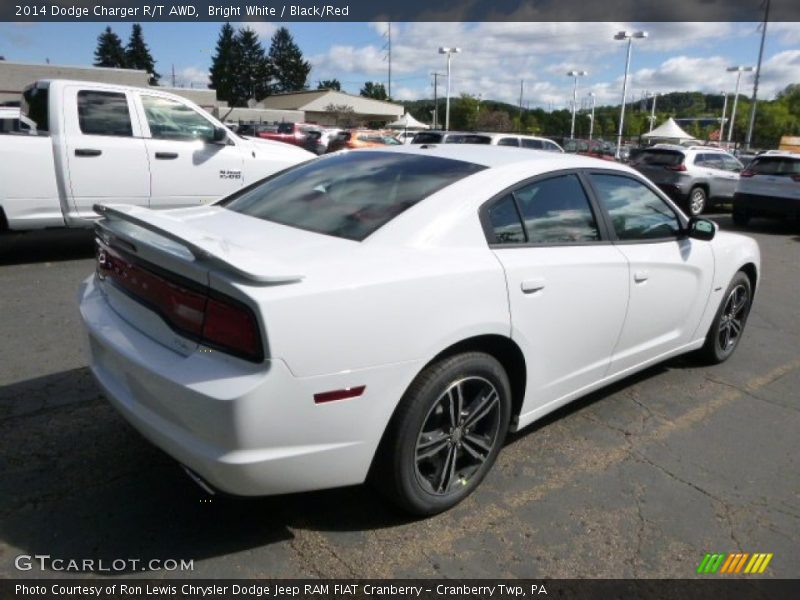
[210, 126, 228, 144]
[687, 217, 716, 241]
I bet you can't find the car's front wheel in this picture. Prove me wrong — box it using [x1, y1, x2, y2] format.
[373, 352, 512, 515]
[699, 271, 753, 364]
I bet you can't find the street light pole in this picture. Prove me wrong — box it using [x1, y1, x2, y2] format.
[648, 92, 658, 132]
[588, 92, 596, 141]
[614, 30, 647, 159]
[567, 70, 587, 139]
[719, 92, 728, 144]
[745, 0, 770, 150]
[727, 66, 753, 143]
[439, 47, 461, 131]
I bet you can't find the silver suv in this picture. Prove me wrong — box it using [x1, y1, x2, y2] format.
[630, 145, 744, 216]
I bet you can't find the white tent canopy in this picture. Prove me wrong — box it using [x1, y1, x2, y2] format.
[641, 117, 697, 143]
[386, 112, 429, 130]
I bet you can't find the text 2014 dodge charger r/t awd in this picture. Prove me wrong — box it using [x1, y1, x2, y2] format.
[79, 145, 760, 515]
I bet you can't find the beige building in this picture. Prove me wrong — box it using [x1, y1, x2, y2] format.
[259, 90, 405, 126]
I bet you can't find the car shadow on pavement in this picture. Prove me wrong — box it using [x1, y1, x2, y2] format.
[0, 229, 95, 266]
[0, 368, 416, 576]
[710, 213, 800, 236]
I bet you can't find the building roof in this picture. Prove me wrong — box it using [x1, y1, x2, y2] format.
[259, 90, 404, 118]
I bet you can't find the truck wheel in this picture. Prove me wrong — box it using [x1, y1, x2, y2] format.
[372, 352, 511, 515]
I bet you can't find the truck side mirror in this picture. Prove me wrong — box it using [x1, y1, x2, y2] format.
[211, 126, 228, 144]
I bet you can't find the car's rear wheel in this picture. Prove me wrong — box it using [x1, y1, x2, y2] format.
[373, 352, 511, 515]
[687, 186, 707, 216]
[698, 271, 752, 364]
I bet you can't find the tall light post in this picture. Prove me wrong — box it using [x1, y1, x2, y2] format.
[587, 92, 597, 141]
[719, 92, 729, 145]
[613, 30, 648, 159]
[726, 66, 754, 143]
[648, 92, 658, 132]
[745, 0, 770, 150]
[567, 70, 587, 139]
[439, 47, 461, 131]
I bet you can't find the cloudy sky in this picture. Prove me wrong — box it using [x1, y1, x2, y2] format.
[1, 21, 799, 108]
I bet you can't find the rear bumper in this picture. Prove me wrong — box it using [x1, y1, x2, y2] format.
[79, 275, 420, 496]
[734, 192, 800, 219]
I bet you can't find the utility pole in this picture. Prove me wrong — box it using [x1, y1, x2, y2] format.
[648, 93, 658, 132]
[720, 92, 729, 143]
[171, 64, 176, 87]
[432, 72, 441, 129]
[745, 0, 770, 150]
[386, 23, 392, 99]
[518, 80, 524, 133]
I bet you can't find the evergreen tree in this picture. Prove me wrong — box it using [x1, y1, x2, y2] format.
[268, 27, 310, 93]
[317, 79, 341, 91]
[209, 23, 239, 105]
[93, 27, 127, 69]
[232, 27, 271, 106]
[360, 81, 388, 101]
[126, 24, 160, 85]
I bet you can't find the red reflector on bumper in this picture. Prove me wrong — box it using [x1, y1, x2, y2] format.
[314, 386, 366, 404]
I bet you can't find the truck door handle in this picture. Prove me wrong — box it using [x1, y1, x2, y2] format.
[74, 148, 101, 157]
[521, 279, 546, 294]
[634, 270, 649, 283]
[155, 152, 179, 160]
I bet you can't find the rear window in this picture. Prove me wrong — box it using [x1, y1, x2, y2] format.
[445, 134, 491, 144]
[632, 149, 684, 167]
[22, 84, 49, 132]
[220, 152, 486, 241]
[747, 156, 800, 175]
[412, 132, 444, 144]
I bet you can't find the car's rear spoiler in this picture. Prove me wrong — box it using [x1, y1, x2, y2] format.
[94, 204, 304, 284]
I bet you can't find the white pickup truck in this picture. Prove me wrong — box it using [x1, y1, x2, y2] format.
[0, 79, 314, 231]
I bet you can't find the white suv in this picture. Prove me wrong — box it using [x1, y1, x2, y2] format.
[630, 145, 743, 216]
[733, 152, 800, 225]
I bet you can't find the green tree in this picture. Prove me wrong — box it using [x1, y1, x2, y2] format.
[269, 27, 310, 93]
[450, 93, 481, 130]
[360, 81, 388, 100]
[125, 24, 159, 85]
[232, 27, 271, 106]
[209, 23, 239, 104]
[317, 79, 341, 91]
[93, 26, 127, 69]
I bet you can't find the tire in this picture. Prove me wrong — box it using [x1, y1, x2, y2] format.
[372, 352, 512, 516]
[687, 186, 707, 216]
[732, 208, 750, 226]
[698, 271, 752, 364]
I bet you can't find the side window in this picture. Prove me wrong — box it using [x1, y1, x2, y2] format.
[521, 138, 544, 149]
[589, 173, 681, 241]
[544, 142, 560, 152]
[693, 153, 707, 167]
[498, 137, 520, 147]
[514, 174, 600, 244]
[722, 155, 743, 172]
[141, 95, 216, 142]
[77, 91, 132, 137]
[488, 195, 526, 244]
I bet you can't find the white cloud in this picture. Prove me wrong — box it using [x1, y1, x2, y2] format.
[173, 65, 209, 89]
[233, 21, 277, 40]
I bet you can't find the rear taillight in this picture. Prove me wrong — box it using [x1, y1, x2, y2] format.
[666, 163, 687, 171]
[98, 243, 263, 362]
[740, 169, 755, 177]
[202, 297, 261, 361]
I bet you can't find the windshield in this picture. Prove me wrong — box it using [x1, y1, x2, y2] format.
[220, 151, 486, 241]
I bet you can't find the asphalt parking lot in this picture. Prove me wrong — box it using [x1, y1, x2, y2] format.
[0, 213, 798, 579]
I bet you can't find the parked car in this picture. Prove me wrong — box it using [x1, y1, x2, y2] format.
[629, 145, 743, 216]
[394, 130, 418, 144]
[411, 130, 493, 145]
[80, 145, 759, 515]
[0, 80, 313, 231]
[258, 122, 322, 147]
[733, 152, 800, 225]
[236, 123, 279, 138]
[327, 129, 402, 152]
[480, 133, 564, 152]
[563, 138, 616, 161]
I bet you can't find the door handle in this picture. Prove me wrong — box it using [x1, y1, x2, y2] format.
[633, 270, 649, 283]
[521, 279, 546, 294]
[155, 151, 179, 160]
[74, 148, 101, 157]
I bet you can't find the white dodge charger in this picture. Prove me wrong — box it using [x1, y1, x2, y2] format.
[79, 145, 760, 515]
